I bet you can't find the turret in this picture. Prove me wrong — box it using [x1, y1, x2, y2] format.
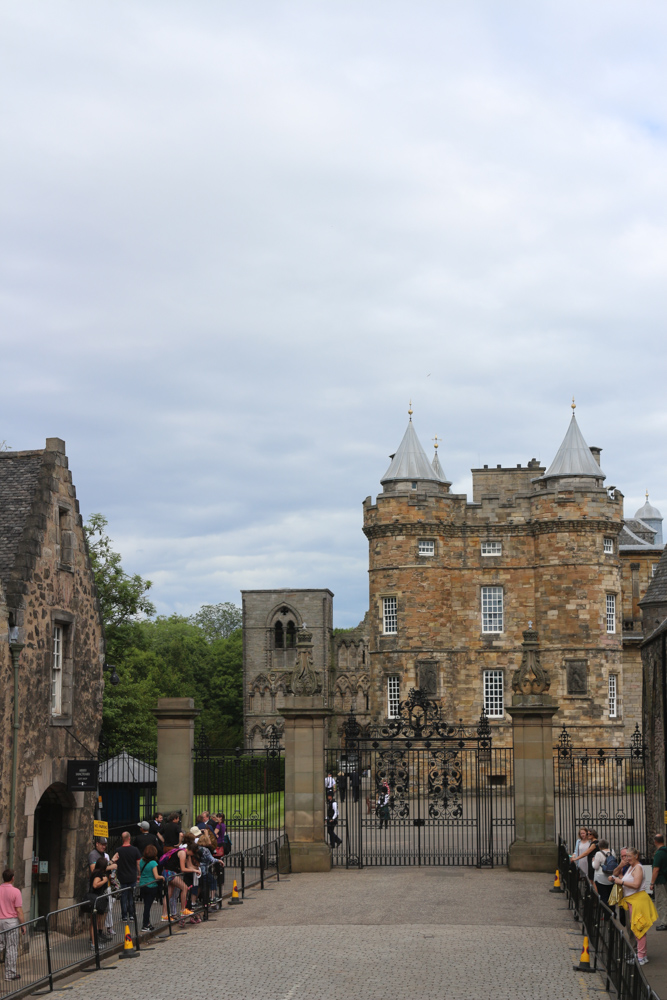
[380, 403, 450, 496]
[635, 492, 663, 547]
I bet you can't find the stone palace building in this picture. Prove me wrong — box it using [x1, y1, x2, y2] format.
[243, 405, 663, 749]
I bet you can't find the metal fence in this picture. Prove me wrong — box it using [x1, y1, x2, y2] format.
[554, 725, 648, 859]
[557, 840, 658, 1000]
[193, 737, 285, 855]
[326, 693, 514, 868]
[98, 743, 157, 830]
[0, 837, 290, 999]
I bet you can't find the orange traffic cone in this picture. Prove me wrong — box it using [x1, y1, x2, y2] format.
[573, 936, 593, 972]
[119, 924, 139, 959]
[227, 879, 243, 905]
[549, 869, 564, 893]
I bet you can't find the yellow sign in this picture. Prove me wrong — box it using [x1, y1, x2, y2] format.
[93, 820, 109, 838]
[664, 810, 667, 825]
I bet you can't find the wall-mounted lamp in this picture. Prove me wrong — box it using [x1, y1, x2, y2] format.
[103, 662, 120, 686]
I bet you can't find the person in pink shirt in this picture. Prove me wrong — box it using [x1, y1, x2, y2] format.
[0, 869, 26, 982]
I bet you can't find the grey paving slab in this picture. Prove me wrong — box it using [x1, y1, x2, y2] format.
[59, 869, 599, 1000]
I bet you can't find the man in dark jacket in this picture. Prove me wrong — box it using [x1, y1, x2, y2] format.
[133, 822, 160, 855]
[112, 832, 141, 923]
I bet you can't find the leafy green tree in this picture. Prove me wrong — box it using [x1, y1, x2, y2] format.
[84, 513, 156, 663]
[188, 602, 242, 642]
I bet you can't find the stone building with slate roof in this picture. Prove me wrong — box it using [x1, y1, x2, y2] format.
[242, 405, 664, 751]
[0, 438, 104, 916]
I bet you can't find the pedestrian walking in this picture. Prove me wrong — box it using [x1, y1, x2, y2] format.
[376, 787, 390, 830]
[112, 831, 141, 924]
[350, 770, 360, 804]
[337, 770, 347, 803]
[326, 795, 342, 848]
[138, 845, 164, 932]
[325, 771, 336, 795]
[0, 869, 25, 982]
[649, 834, 667, 930]
[592, 839, 615, 904]
[610, 847, 658, 966]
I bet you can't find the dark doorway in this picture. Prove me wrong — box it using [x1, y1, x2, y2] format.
[32, 787, 66, 917]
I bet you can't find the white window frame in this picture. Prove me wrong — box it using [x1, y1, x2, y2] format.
[418, 539, 435, 557]
[481, 586, 504, 633]
[603, 537, 614, 555]
[608, 674, 618, 719]
[382, 596, 398, 635]
[481, 541, 502, 557]
[52, 625, 63, 715]
[483, 670, 504, 718]
[387, 676, 400, 719]
[606, 594, 616, 634]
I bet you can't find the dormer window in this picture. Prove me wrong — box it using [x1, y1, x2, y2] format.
[411, 481, 417, 489]
[603, 537, 614, 555]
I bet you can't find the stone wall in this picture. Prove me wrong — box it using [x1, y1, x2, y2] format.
[0, 439, 104, 911]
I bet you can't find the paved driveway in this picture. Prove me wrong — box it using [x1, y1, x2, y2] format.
[63, 868, 596, 1000]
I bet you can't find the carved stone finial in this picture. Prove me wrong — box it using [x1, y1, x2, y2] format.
[512, 626, 551, 696]
[291, 627, 321, 696]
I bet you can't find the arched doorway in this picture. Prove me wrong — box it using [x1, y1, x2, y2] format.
[32, 784, 76, 918]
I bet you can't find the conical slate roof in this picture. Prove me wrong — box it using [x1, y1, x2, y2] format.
[540, 413, 605, 482]
[635, 494, 662, 522]
[431, 449, 450, 484]
[381, 420, 443, 484]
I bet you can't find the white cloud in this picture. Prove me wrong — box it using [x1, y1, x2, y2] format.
[1, 1, 665, 625]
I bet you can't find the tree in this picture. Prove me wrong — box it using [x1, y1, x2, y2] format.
[84, 513, 156, 662]
[188, 602, 242, 642]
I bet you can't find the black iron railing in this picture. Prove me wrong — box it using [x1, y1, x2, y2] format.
[557, 839, 658, 1000]
[0, 836, 290, 998]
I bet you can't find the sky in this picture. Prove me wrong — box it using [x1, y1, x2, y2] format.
[1, 1, 666, 626]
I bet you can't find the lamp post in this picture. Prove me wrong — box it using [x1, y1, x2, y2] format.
[8, 627, 25, 870]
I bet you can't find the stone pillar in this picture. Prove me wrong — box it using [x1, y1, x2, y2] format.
[152, 698, 200, 830]
[283, 706, 332, 872]
[507, 627, 559, 872]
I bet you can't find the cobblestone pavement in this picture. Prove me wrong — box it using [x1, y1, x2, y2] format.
[60, 868, 597, 1000]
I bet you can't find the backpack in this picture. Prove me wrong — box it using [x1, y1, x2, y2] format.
[157, 847, 181, 874]
[223, 833, 232, 856]
[601, 851, 618, 875]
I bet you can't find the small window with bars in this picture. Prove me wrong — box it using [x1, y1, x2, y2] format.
[481, 586, 503, 633]
[387, 676, 400, 719]
[382, 597, 398, 635]
[52, 625, 63, 715]
[481, 541, 502, 557]
[418, 539, 435, 557]
[603, 537, 614, 555]
[606, 594, 616, 634]
[483, 670, 504, 718]
[608, 674, 618, 719]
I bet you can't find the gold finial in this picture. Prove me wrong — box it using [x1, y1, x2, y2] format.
[646, 489, 650, 501]
[408, 400, 413, 420]
[433, 435, 440, 450]
[571, 396, 576, 412]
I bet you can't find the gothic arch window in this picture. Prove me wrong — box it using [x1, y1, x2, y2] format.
[274, 621, 284, 649]
[286, 620, 297, 648]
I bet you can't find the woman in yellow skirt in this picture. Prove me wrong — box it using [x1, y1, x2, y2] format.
[610, 847, 658, 966]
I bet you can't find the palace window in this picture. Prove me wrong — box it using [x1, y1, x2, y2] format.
[286, 620, 297, 648]
[274, 621, 284, 648]
[481, 587, 503, 633]
[382, 597, 398, 635]
[418, 540, 435, 557]
[603, 537, 614, 555]
[483, 670, 504, 718]
[52, 625, 63, 715]
[606, 595, 616, 634]
[481, 541, 502, 557]
[387, 676, 400, 719]
[608, 674, 618, 719]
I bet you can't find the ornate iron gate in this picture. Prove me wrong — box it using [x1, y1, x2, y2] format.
[554, 724, 648, 856]
[325, 689, 514, 867]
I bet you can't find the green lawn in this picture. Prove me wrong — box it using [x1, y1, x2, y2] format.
[193, 791, 284, 828]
